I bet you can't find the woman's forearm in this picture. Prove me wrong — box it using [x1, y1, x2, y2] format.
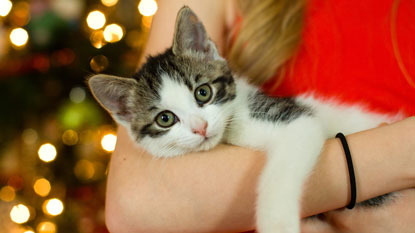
[302, 116, 415, 216]
[105, 117, 415, 232]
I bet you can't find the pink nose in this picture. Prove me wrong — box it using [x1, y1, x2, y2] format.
[192, 121, 208, 137]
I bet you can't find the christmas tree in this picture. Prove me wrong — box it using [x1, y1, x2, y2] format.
[0, 0, 157, 232]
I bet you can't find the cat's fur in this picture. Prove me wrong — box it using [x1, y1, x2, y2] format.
[88, 6, 398, 233]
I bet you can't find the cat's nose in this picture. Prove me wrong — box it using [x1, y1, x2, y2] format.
[190, 117, 208, 137]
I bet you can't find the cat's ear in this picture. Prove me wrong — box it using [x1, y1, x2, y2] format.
[88, 74, 137, 125]
[172, 6, 223, 61]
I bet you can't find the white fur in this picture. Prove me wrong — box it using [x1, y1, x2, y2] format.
[138, 73, 233, 157]
[138, 75, 401, 232]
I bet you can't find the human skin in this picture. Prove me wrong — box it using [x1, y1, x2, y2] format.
[105, 117, 415, 233]
[104, 0, 415, 232]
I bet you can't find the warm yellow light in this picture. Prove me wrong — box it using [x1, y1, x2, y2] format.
[43, 198, 64, 216]
[74, 159, 95, 180]
[10, 204, 30, 224]
[138, 0, 158, 17]
[37, 221, 56, 233]
[101, 133, 117, 152]
[38, 143, 57, 162]
[103, 24, 123, 43]
[33, 178, 51, 197]
[0, 185, 15, 202]
[10, 28, 29, 47]
[24, 230, 35, 233]
[0, 0, 12, 17]
[62, 129, 79, 145]
[101, 0, 118, 7]
[86, 10, 106, 30]
[90, 30, 106, 48]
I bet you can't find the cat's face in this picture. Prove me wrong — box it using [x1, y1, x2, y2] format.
[135, 53, 235, 157]
[88, 6, 236, 157]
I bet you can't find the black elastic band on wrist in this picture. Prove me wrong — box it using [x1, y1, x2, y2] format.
[336, 132, 357, 209]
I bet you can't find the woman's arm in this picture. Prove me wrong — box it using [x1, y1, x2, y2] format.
[105, 117, 415, 232]
[104, 0, 415, 231]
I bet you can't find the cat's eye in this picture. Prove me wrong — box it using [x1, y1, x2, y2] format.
[194, 84, 212, 104]
[155, 111, 178, 128]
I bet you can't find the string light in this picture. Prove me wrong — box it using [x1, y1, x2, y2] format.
[37, 221, 56, 233]
[90, 55, 109, 72]
[74, 159, 95, 181]
[103, 24, 123, 43]
[90, 30, 106, 48]
[22, 128, 38, 144]
[62, 129, 79, 145]
[0, 0, 12, 17]
[43, 198, 64, 216]
[0, 185, 15, 202]
[38, 143, 57, 163]
[10, 28, 29, 47]
[101, 133, 117, 152]
[33, 178, 51, 197]
[138, 0, 158, 17]
[69, 87, 86, 103]
[86, 10, 106, 30]
[101, 0, 118, 7]
[10, 204, 30, 224]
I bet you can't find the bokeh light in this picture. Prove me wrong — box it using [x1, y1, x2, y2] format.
[69, 87, 86, 103]
[62, 129, 79, 145]
[101, 133, 117, 152]
[74, 159, 95, 181]
[22, 128, 38, 144]
[90, 29, 106, 48]
[33, 178, 51, 197]
[103, 24, 123, 43]
[86, 10, 106, 30]
[90, 55, 109, 73]
[37, 221, 56, 233]
[38, 143, 57, 163]
[138, 0, 158, 17]
[11, 1, 30, 26]
[101, 0, 118, 7]
[0, 185, 16, 202]
[23, 230, 35, 233]
[0, 0, 12, 17]
[10, 204, 30, 224]
[43, 198, 64, 216]
[9, 28, 29, 47]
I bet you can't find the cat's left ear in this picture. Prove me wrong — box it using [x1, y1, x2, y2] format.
[88, 74, 137, 125]
[172, 6, 223, 61]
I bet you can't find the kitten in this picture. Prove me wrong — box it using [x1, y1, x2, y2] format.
[88, 6, 397, 233]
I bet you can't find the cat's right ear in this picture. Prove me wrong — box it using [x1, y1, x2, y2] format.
[172, 6, 223, 61]
[88, 74, 137, 125]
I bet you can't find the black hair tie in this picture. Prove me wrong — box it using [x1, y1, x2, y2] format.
[336, 132, 357, 209]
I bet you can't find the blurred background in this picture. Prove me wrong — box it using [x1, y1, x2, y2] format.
[0, 0, 157, 232]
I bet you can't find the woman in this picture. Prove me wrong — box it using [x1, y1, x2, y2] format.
[105, 0, 415, 232]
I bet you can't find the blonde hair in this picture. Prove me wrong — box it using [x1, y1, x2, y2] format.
[228, 0, 305, 85]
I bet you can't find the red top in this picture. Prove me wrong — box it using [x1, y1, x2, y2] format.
[262, 0, 415, 116]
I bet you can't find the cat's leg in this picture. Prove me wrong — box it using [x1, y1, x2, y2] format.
[256, 117, 325, 233]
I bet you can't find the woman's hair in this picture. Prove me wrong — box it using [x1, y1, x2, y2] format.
[228, 0, 414, 89]
[228, 0, 305, 85]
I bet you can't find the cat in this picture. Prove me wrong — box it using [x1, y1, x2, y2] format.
[88, 6, 397, 233]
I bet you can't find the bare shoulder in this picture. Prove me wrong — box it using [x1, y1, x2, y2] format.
[145, 0, 230, 55]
